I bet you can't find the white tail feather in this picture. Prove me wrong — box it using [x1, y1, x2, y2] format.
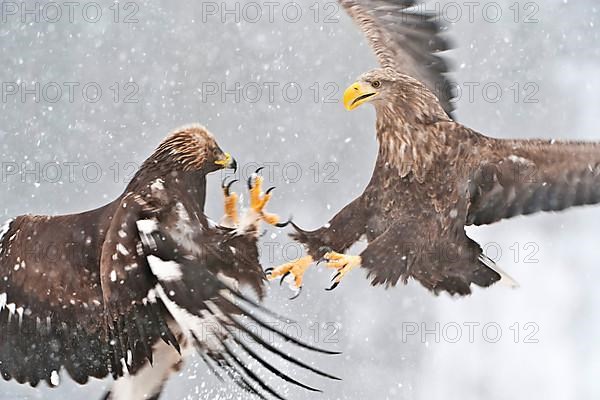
[479, 254, 520, 289]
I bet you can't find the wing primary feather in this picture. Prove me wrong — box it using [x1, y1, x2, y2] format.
[219, 296, 341, 355]
[215, 355, 267, 399]
[106, 324, 122, 379]
[133, 316, 154, 365]
[221, 341, 287, 400]
[224, 284, 295, 324]
[214, 315, 323, 392]
[189, 331, 224, 382]
[148, 301, 181, 354]
[210, 304, 340, 380]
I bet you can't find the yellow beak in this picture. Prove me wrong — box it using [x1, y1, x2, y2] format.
[214, 152, 237, 171]
[343, 81, 378, 111]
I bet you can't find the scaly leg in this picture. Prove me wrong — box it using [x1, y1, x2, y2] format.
[220, 177, 239, 228]
[321, 251, 362, 291]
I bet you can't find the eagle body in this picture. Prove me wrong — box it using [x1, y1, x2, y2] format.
[0, 125, 336, 399]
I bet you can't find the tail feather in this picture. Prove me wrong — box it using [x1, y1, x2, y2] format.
[478, 254, 520, 289]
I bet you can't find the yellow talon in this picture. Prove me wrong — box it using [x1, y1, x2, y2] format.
[249, 174, 264, 211]
[259, 191, 272, 211]
[248, 169, 286, 227]
[266, 256, 314, 294]
[221, 178, 239, 227]
[322, 251, 362, 291]
[262, 211, 280, 226]
[224, 193, 239, 224]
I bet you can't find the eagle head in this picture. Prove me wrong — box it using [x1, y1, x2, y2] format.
[343, 68, 443, 112]
[342, 68, 394, 110]
[150, 124, 237, 174]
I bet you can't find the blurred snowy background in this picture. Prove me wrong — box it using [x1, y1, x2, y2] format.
[1, 0, 600, 399]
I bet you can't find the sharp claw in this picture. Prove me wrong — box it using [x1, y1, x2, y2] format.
[265, 186, 275, 195]
[325, 281, 340, 291]
[289, 287, 302, 300]
[248, 167, 264, 189]
[280, 272, 291, 286]
[331, 271, 342, 282]
[264, 267, 274, 275]
[226, 179, 238, 192]
[275, 215, 293, 228]
[317, 252, 331, 266]
[223, 179, 238, 196]
[221, 177, 229, 189]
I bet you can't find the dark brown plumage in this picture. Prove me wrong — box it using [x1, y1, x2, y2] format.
[268, 2, 600, 296]
[0, 125, 337, 399]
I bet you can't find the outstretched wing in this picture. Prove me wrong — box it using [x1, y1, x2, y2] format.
[360, 220, 505, 296]
[467, 139, 600, 226]
[102, 192, 339, 397]
[339, 0, 456, 116]
[0, 208, 115, 386]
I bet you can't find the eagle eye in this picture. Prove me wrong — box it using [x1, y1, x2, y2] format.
[372, 80, 381, 89]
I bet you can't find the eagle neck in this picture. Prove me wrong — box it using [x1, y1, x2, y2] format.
[374, 103, 448, 182]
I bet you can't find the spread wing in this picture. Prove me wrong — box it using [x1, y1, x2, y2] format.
[0, 209, 114, 386]
[101, 192, 339, 397]
[467, 139, 600, 226]
[339, 0, 456, 116]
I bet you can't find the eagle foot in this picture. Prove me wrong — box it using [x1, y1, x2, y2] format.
[266, 255, 314, 299]
[248, 167, 290, 228]
[220, 177, 239, 227]
[320, 252, 362, 291]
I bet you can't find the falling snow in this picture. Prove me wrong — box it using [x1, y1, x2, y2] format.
[1, 1, 600, 399]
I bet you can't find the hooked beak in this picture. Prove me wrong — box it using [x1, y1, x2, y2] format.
[343, 81, 378, 111]
[215, 152, 237, 172]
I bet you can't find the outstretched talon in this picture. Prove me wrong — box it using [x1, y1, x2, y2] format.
[320, 252, 362, 291]
[221, 177, 239, 227]
[248, 168, 290, 228]
[266, 256, 314, 298]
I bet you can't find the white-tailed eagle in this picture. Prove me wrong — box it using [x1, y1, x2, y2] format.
[267, 0, 600, 296]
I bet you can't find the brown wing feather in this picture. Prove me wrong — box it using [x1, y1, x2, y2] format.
[339, 0, 456, 116]
[467, 139, 600, 225]
[0, 206, 116, 386]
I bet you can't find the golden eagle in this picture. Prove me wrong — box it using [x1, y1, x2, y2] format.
[0, 125, 337, 399]
[267, 0, 600, 296]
